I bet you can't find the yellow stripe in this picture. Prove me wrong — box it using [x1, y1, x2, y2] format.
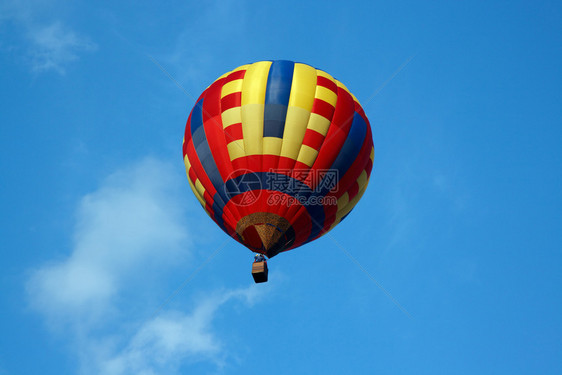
[336, 192, 349, 212]
[316, 69, 335, 80]
[221, 107, 241, 128]
[241, 104, 264, 155]
[315, 85, 338, 107]
[227, 139, 246, 160]
[241, 61, 271, 155]
[188, 176, 206, 208]
[307, 113, 331, 136]
[280, 64, 317, 160]
[296, 144, 318, 167]
[184, 155, 206, 205]
[343, 183, 368, 214]
[329, 169, 370, 230]
[222, 79, 243, 98]
[370, 146, 375, 161]
[221, 78, 244, 135]
[280, 107, 312, 159]
[241, 61, 270, 105]
[336, 80, 350, 94]
[356, 170, 368, 192]
[194, 178, 206, 199]
[330, 183, 368, 230]
[288, 63, 317, 109]
[263, 137, 282, 155]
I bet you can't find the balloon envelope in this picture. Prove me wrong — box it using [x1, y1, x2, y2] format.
[183, 60, 374, 258]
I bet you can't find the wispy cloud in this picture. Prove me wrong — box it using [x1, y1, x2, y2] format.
[27, 21, 96, 74]
[97, 287, 260, 375]
[0, 0, 96, 74]
[27, 158, 189, 323]
[27, 158, 262, 374]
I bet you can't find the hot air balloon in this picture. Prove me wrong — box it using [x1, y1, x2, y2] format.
[182, 60, 374, 282]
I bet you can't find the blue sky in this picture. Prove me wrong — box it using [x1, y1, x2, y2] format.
[1, 0, 561, 374]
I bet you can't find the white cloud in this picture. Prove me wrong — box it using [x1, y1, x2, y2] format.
[27, 21, 96, 74]
[0, 0, 96, 74]
[27, 158, 189, 322]
[97, 287, 260, 375]
[27, 158, 265, 374]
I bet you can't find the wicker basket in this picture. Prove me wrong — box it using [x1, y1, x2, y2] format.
[251, 261, 268, 283]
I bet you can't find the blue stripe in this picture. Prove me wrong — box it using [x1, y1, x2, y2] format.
[194, 134, 224, 196]
[191, 98, 224, 195]
[317, 112, 367, 196]
[190, 98, 205, 136]
[191, 97, 231, 232]
[263, 60, 294, 138]
[211, 198, 226, 231]
[304, 112, 368, 239]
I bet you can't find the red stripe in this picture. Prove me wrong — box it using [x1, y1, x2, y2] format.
[322, 203, 338, 234]
[365, 154, 374, 177]
[317, 76, 338, 93]
[202, 79, 233, 183]
[204, 202, 214, 217]
[188, 167, 197, 184]
[311, 98, 335, 120]
[287, 210, 312, 250]
[304, 86, 355, 189]
[221, 214, 238, 237]
[347, 181, 360, 201]
[354, 101, 367, 120]
[292, 161, 311, 176]
[221, 92, 241, 111]
[183, 112, 193, 156]
[231, 158, 246, 175]
[261, 154, 279, 177]
[223, 69, 246, 84]
[224, 123, 243, 143]
[202, 192, 217, 226]
[302, 129, 325, 150]
[203, 191, 215, 210]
